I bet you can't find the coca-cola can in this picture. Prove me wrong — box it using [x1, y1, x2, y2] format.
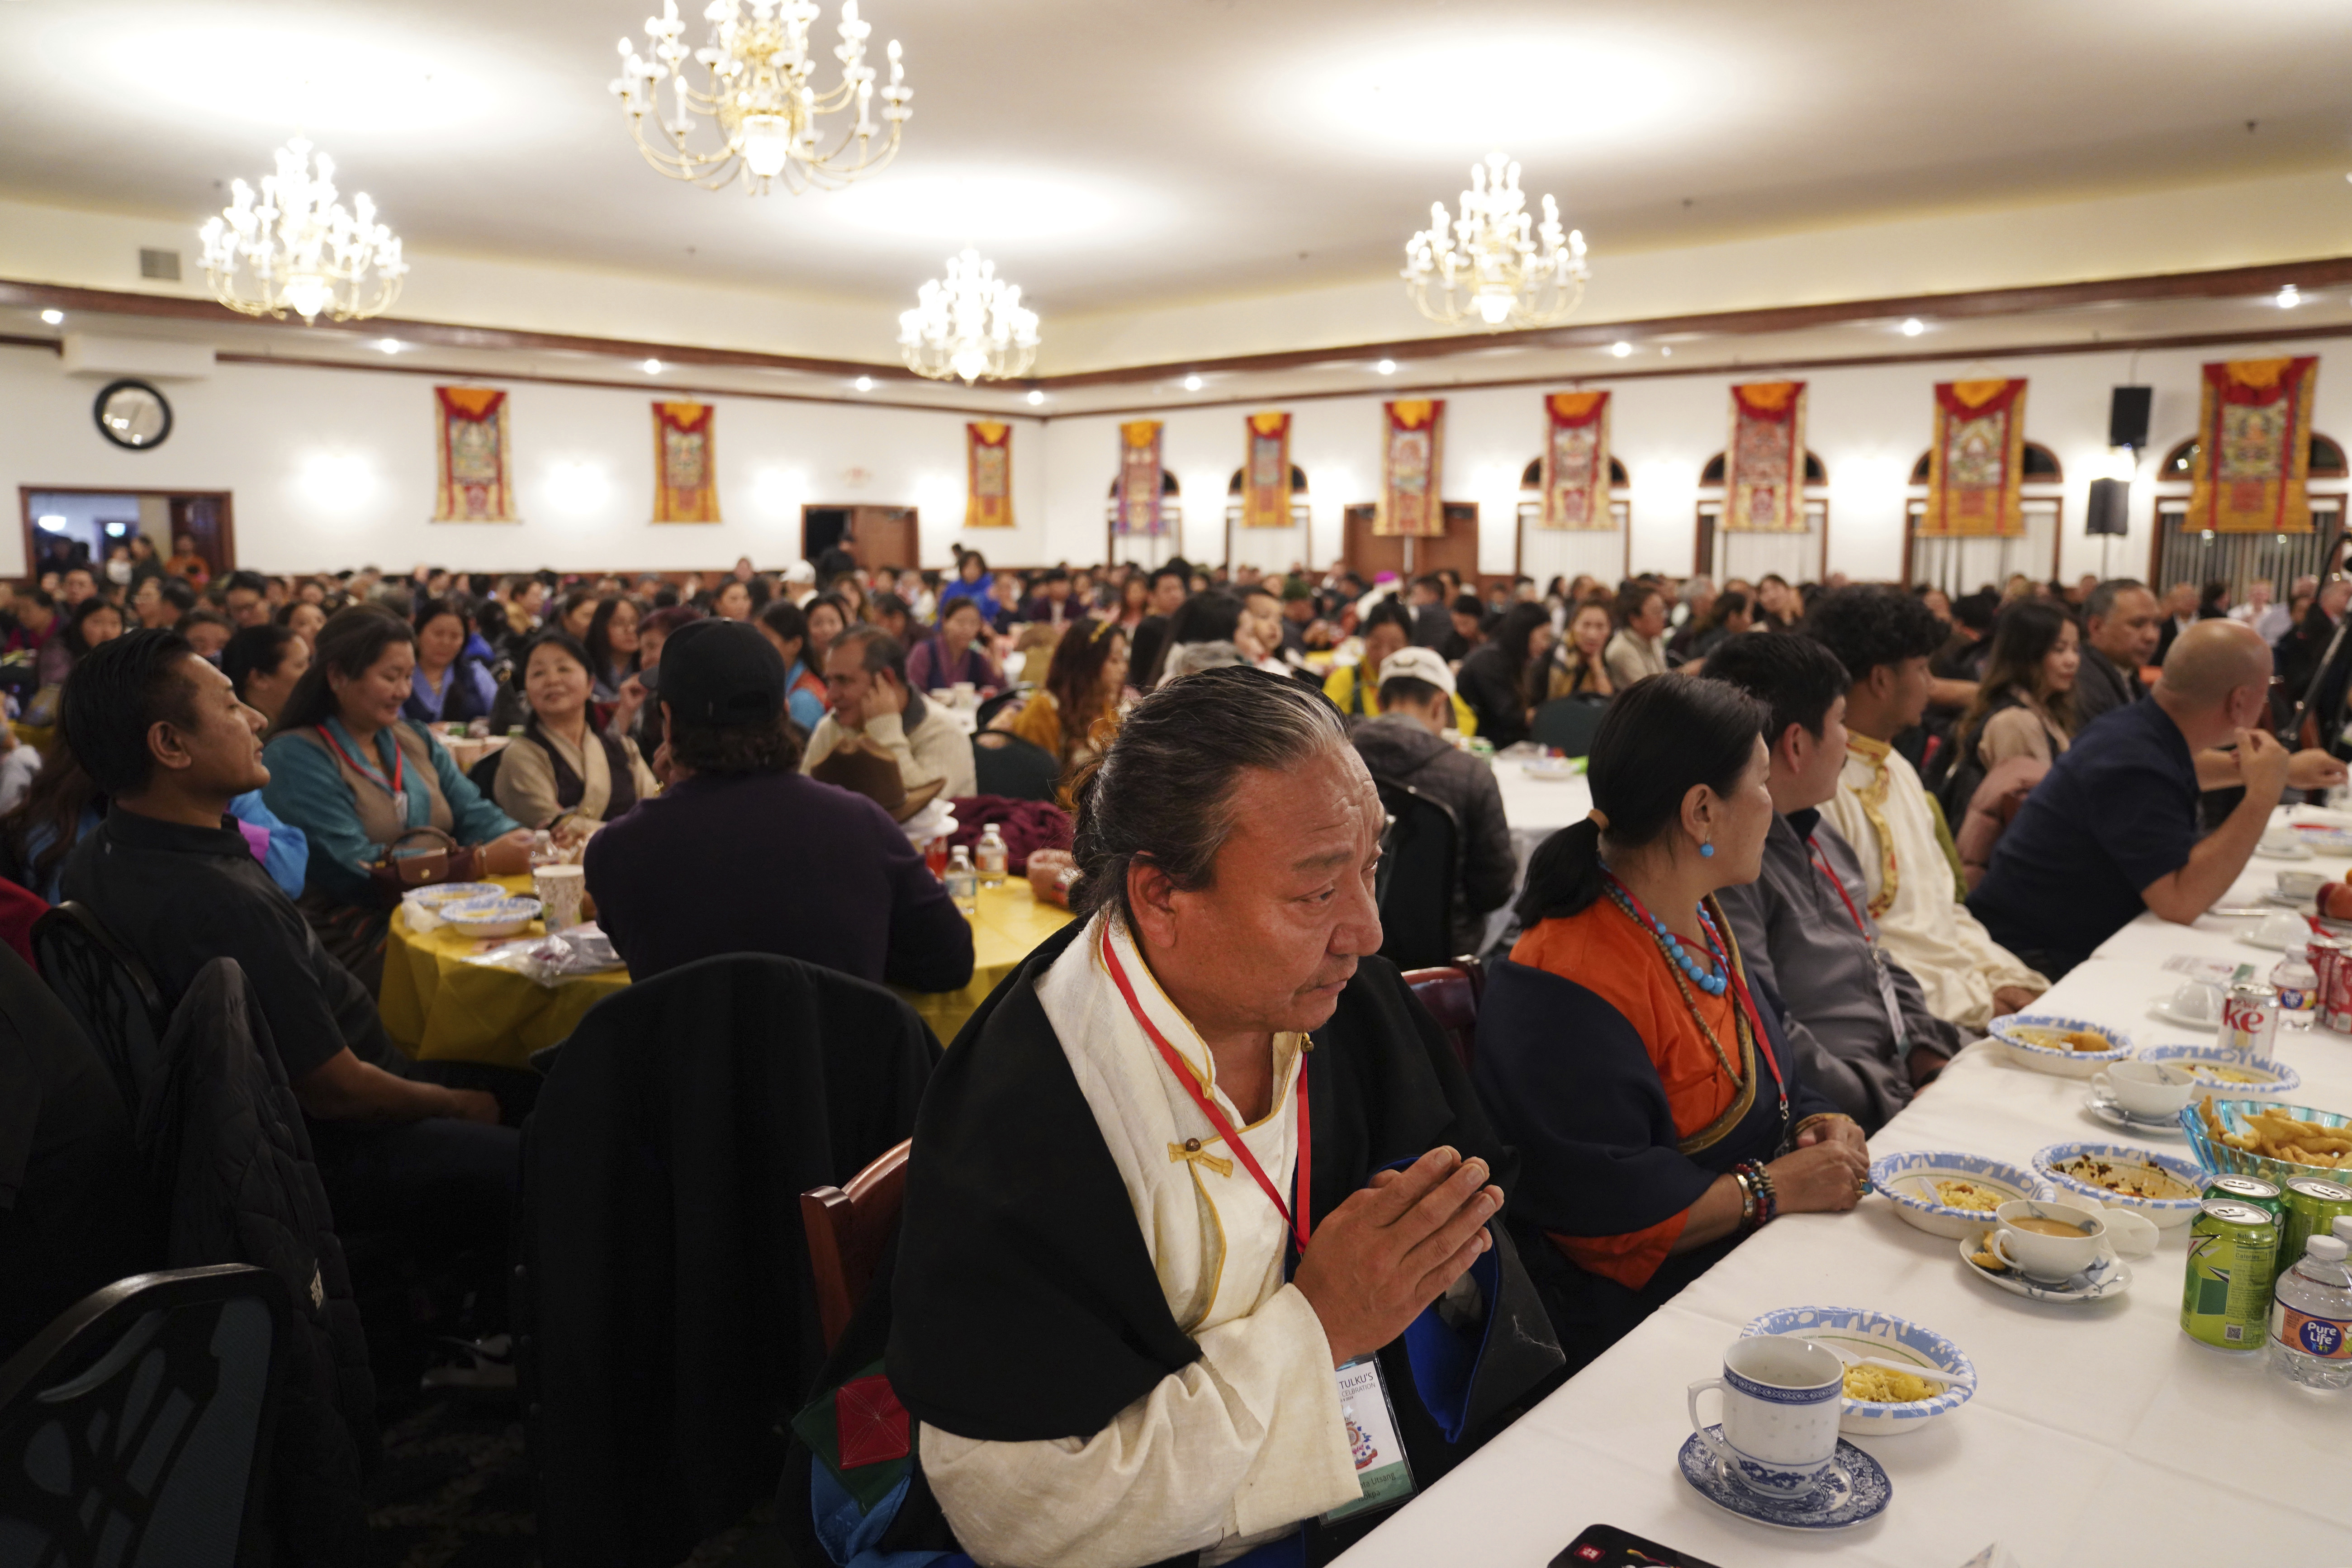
[2313, 938, 2352, 1033]
[2221, 983, 2281, 1065]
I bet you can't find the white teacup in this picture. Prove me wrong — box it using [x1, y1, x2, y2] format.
[2045, 1193, 2159, 1259]
[1686, 1336, 1843, 1499]
[2095, 1059, 2196, 1120]
[1990, 1199, 2109, 1283]
[2257, 909, 2313, 948]
[2277, 869, 2331, 901]
[2169, 980, 2224, 1024]
[2260, 826, 2303, 854]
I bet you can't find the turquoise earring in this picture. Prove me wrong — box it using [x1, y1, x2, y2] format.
[1699, 842, 1716, 858]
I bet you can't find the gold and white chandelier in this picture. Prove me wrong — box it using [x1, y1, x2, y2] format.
[611, 0, 911, 194]
[1402, 152, 1589, 331]
[898, 250, 1038, 383]
[198, 136, 407, 324]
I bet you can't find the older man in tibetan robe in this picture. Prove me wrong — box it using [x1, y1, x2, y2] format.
[781, 667, 1562, 1568]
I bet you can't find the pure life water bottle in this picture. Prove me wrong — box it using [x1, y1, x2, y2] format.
[2269, 1232, 2352, 1390]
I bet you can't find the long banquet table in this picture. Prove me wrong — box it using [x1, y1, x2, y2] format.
[1337, 803, 2352, 1565]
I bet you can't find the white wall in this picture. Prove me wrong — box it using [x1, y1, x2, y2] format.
[10, 332, 2352, 582]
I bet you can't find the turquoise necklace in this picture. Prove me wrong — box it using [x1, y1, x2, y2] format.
[1602, 871, 1729, 997]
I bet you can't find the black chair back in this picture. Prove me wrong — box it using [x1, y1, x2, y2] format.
[467, 747, 505, 800]
[1372, 777, 1459, 971]
[1530, 696, 1610, 757]
[972, 684, 1029, 732]
[32, 902, 171, 1118]
[0, 1264, 289, 1568]
[971, 732, 1061, 802]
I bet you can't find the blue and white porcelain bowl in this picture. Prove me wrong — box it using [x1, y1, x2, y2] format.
[2140, 1044, 2301, 1098]
[1868, 1149, 2053, 1238]
[1742, 1306, 1976, 1436]
[2034, 1141, 2208, 1228]
[441, 895, 542, 939]
[1989, 1014, 2134, 1078]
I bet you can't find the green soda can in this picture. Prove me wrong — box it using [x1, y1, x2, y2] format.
[2279, 1177, 2352, 1264]
[2182, 1200, 2279, 1352]
[2204, 1174, 2283, 1221]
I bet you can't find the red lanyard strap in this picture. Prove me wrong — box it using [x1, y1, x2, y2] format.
[317, 724, 403, 801]
[1805, 837, 1870, 941]
[1099, 926, 1312, 1255]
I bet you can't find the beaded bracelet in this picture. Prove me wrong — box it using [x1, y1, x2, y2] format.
[1733, 1160, 1776, 1229]
[1732, 1170, 1758, 1229]
[1753, 1162, 1779, 1225]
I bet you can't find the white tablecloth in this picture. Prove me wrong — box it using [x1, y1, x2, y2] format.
[1337, 805, 2352, 1566]
[1481, 759, 1593, 951]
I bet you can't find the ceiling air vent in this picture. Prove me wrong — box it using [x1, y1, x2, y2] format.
[138, 248, 182, 281]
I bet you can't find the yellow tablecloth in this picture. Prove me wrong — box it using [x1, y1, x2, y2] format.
[377, 873, 1072, 1067]
[896, 879, 1074, 1044]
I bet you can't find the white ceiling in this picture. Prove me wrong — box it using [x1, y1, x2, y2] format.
[0, 0, 2348, 319]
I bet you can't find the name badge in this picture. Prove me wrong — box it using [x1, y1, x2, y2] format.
[1320, 1357, 1415, 1525]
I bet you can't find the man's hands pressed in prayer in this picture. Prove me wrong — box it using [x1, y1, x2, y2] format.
[1292, 1146, 1500, 1368]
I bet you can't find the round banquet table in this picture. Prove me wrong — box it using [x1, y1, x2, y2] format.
[378, 873, 1072, 1067]
[1483, 753, 1593, 950]
[1334, 801, 2352, 1567]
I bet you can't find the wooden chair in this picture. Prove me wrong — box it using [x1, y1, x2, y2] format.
[1402, 958, 1485, 1073]
[800, 1138, 912, 1354]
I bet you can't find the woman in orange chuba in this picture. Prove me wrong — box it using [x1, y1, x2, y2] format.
[1472, 674, 1871, 1374]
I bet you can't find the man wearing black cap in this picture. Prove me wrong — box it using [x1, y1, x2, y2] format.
[585, 619, 973, 989]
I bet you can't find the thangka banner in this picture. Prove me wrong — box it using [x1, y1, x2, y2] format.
[652, 401, 721, 523]
[965, 421, 1014, 528]
[1918, 379, 2028, 538]
[1722, 381, 1808, 533]
[1241, 411, 1294, 528]
[1539, 391, 1612, 530]
[1375, 399, 1445, 537]
[2190, 357, 2319, 534]
[431, 386, 518, 522]
[1115, 420, 1165, 537]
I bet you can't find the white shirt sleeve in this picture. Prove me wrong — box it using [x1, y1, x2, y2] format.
[918, 1284, 1362, 1568]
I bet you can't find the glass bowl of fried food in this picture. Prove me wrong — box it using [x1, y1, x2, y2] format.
[2183, 1096, 2352, 1188]
[1990, 1014, 2134, 1078]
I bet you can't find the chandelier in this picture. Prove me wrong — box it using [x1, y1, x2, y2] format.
[1402, 152, 1589, 331]
[611, 0, 911, 194]
[898, 250, 1038, 383]
[198, 137, 407, 324]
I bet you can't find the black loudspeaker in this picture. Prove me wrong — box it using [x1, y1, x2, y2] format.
[2086, 477, 2130, 536]
[2109, 387, 2153, 451]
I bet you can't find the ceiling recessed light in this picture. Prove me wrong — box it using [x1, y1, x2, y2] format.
[2277, 284, 2303, 309]
[1660, 346, 1673, 358]
[1899, 317, 1925, 336]
[643, 358, 664, 374]
[1025, 389, 1044, 405]
[38, 309, 63, 325]
[1182, 374, 1203, 391]
[854, 375, 874, 391]
[1375, 359, 1396, 375]
[376, 337, 402, 354]
[1610, 341, 1632, 358]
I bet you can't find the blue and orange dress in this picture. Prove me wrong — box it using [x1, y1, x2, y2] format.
[1471, 893, 1840, 1373]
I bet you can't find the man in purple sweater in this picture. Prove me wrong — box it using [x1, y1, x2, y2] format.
[585, 620, 974, 990]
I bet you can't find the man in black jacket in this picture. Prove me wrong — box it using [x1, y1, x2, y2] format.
[1348, 647, 1514, 955]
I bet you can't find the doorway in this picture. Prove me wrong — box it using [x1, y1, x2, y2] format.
[19, 488, 235, 583]
[1340, 502, 1479, 584]
[801, 505, 920, 573]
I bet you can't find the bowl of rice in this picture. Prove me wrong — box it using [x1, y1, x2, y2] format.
[2033, 1141, 2208, 1228]
[1868, 1149, 2053, 1238]
[1742, 1306, 1975, 1435]
[441, 895, 542, 940]
[1989, 1013, 2134, 1078]
[2139, 1044, 2301, 1098]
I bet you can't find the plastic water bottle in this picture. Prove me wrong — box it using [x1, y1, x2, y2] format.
[975, 824, 1008, 889]
[2268, 1233, 2352, 1390]
[945, 846, 979, 920]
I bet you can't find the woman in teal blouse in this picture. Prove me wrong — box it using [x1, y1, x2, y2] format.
[262, 606, 533, 983]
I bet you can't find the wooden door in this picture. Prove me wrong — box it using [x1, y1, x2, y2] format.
[168, 495, 234, 573]
[1341, 502, 1478, 583]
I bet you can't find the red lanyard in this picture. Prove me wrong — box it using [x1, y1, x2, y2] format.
[1603, 873, 1783, 1096]
[316, 724, 404, 804]
[1099, 926, 1313, 1255]
[1806, 838, 1871, 942]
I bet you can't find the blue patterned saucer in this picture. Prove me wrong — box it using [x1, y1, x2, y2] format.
[1676, 1428, 1891, 1531]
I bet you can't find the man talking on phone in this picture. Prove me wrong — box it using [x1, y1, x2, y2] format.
[784, 668, 1562, 1568]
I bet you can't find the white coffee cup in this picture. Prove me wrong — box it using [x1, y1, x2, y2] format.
[2257, 909, 2313, 948]
[1686, 1336, 1844, 1499]
[2094, 1059, 2196, 1120]
[2046, 1193, 2159, 1259]
[2261, 826, 2302, 854]
[1990, 1199, 2109, 1283]
[2277, 869, 2330, 901]
[2169, 980, 2224, 1024]
[534, 863, 586, 933]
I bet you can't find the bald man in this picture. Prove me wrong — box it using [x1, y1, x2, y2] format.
[1967, 621, 2290, 979]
